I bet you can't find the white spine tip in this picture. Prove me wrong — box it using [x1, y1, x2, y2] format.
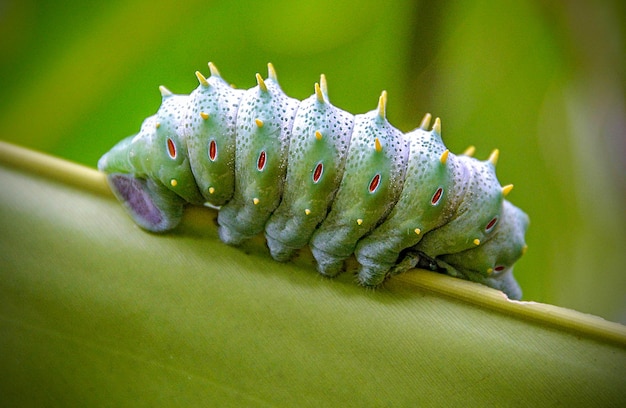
[267, 63, 277, 81]
[462, 145, 476, 157]
[159, 85, 173, 97]
[315, 82, 325, 103]
[377, 91, 388, 119]
[374, 137, 382, 152]
[502, 184, 514, 196]
[208, 62, 221, 77]
[432, 117, 441, 134]
[256, 73, 268, 92]
[419, 113, 432, 130]
[320, 74, 328, 98]
[440, 149, 449, 164]
[488, 149, 500, 166]
[195, 71, 209, 87]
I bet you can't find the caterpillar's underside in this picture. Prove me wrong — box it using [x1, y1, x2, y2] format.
[99, 62, 529, 299]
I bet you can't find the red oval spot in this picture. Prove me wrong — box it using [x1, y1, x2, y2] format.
[257, 150, 266, 171]
[494, 265, 505, 272]
[485, 216, 498, 232]
[431, 187, 443, 205]
[369, 174, 381, 193]
[209, 140, 217, 161]
[166, 138, 177, 159]
[313, 162, 323, 183]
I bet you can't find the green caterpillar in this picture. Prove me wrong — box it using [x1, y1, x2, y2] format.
[99, 62, 529, 299]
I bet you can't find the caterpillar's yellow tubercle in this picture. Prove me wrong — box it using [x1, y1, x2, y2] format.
[99, 62, 529, 299]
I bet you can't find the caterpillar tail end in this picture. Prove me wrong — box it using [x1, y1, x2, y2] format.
[474, 267, 522, 300]
[105, 174, 183, 232]
[498, 269, 522, 300]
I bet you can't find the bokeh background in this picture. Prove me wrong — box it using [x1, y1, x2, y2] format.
[1, 0, 624, 323]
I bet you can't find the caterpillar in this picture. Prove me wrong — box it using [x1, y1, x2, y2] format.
[98, 62, 529, 299]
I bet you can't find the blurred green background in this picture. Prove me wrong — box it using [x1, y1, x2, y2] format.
[1, 0, 624, 323]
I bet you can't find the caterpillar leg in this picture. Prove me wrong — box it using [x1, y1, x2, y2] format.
[387, 251, 421, 276]
[310, 247, 345, 278]
[216, 222, 248, 246]
[265, 236, 298, 262]
[357, 251, 422, 287]
[106, 174, 184, 232]
[356, 264, 392, 287]
[387, 250, 440, 275]
[355, 238, 418, 286]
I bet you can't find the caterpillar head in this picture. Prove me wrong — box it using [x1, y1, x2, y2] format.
[98, 89, 204, 232]
[416, 150, 507, 256]
[438, 200, 529, 299]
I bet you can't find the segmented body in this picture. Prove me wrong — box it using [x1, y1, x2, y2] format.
[99, 63, 529, 299]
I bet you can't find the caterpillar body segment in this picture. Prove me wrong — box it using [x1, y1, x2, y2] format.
[98, 63, 529, 299]
[216, 71, 300, 245]
[186, 71, 245, 206]
[308, 97, 410, 277]
[353, 125, 458, 286]
[264, 79, 355, 262]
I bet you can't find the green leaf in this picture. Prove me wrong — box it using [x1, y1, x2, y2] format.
[2, 0, 625, 324]
[1, 141, 625, 406]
